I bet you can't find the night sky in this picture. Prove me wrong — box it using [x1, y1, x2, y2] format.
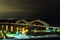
[0, 0, 60, 26]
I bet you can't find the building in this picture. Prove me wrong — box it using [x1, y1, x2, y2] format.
[0, 19, 60, 39]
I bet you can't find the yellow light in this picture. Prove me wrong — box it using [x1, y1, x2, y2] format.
[22, 28, 26, 34]
[16, 27, 19, 32]
[34, 30, 37, 32]
[1, 32, 6, 39]
[2, 25, 4, 30]
[11, 26, 13, 32]
[0, 31, 2, 33]
[23, 28, 25, 31]
[26, 29, 28, 32]
[6, 25, 8, 32]
[34, 30, 45, 32]
[0, 31, 6, 39]
[20, 28, 21, 30]
[22, 31, 26, 34]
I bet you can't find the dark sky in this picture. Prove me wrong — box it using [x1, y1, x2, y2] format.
[0, 0, 60, 26]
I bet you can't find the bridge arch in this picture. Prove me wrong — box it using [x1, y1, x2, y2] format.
[15, 20, 29, 25]
[30, 19, 49, 26]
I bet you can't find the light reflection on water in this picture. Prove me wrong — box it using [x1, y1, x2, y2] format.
[6, 34, 58, 39]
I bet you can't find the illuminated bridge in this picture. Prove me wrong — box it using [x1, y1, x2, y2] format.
[0, 19, 60, 39]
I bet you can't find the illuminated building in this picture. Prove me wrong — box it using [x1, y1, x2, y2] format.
[0, 19, 60, 39]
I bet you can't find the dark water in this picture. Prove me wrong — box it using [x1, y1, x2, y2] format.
[7, 37, 60, 40]
[0, 37, 60, 40]
[12, 37, 60, 40]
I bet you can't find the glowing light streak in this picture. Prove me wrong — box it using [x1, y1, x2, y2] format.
[11, 26, 13, 32]
[6, 25, 8, 32]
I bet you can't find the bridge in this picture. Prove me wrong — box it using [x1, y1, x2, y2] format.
[0, 19, 60, 39]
